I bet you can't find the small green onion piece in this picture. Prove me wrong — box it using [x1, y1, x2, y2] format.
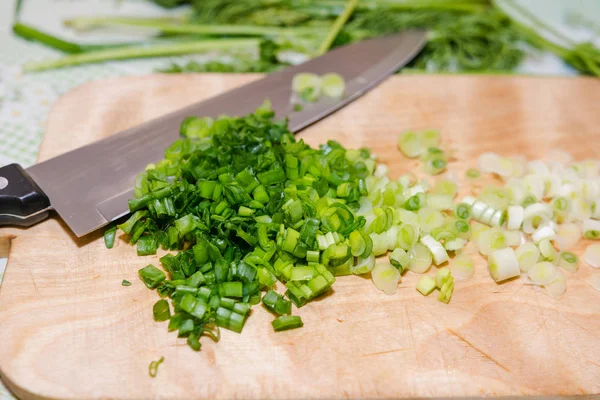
[515, 242, 540, 272]
[435, 267, 451, 289]
[488, 247, 520, 283]
[153, 299, 171, 322]
[528, 261, 558, 285]
[262, 290, 292, 316]
[397, 131, 424, 158]
[455, 203, 471, 220]
[583, 219, 600, 240]
[292, 73, 321, 102]
[418, 207, 445, 233]
[451, 254, 475, 280]
[306, 250, 320, 264]
[420, 235, 449, 265]
[389, 248, 410, 273]
[371, 262, 401, 295]
[466, 168, 480, 179]
[477, 228, 507, 256]
[416, 275, 436, 296]
[351, 253, 375, 275]
[293, 104, 303, 112]
[420, 129, 440, 148]
[427, 193, 454, 210]
[137, 235, 158, 256]
[121, 279, 132, 286]
[219, 282, 243, 298]
[321, 73, 345, 98]
[290, 266, 316, 281]
[558, 251, 578, 272]
[437, 276, 454, 304]
[424, 158, 447, 175]
[433, 179, 458, 198]
[370, 233, 389, 257]
[408, 242, 433, 273]
[139, 265, 166, 289]
[444, 237, 467, 251]
[272, 315, 303, 332]
[349, 230, 366, 257]
[148, 356, 164, 378]
[538, 239, 557, 261]
[104, 225, 117, 249]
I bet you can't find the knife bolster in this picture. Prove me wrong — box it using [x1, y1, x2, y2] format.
[0, 164, 51, 227]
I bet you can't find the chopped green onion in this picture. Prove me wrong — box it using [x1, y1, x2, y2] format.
[545, 269, 567, 297]
[455, 203, 471, 220]
[435, 267, 451, 288]
[418, 207, 444, 233]
[583, 219, 600, 239]
[488, 247, 519, 282]
[292, 73, 321, 102]
[121, 279, 132, 286]
[104, 225, 117, 249]
[371, 262, 400, 295]
[420, 235, 449, 265]
[153, 299, 171, 322]
[272, 315, 303, 332]
[148, 356, 164, 378]
[408, 243, 433, 273]
[538, 238, 557, 261]
[557, 251, 578, 272]
[389, 248, 410, 273]
[437, 276, 454, 304]
[515, 242, 540, 272]
[466, 168, 480, 179]
[416, 275, 437, 296]
[451, 254, 475, 280]
[321, 73, 345, 98]
[139, 265, 166, 289]
[397, 131, 424, 158]
[262, 290, 292, 316]
[528, 261, 557, 285]
[351, 253, 375, 275]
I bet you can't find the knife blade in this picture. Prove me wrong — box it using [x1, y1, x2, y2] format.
[0, 30, 426, 237]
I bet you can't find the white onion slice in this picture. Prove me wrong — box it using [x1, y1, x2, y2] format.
[544, 269, 567, 297]
[583, 244, 600, 268]
[420, 235, 449, 265]
[504, 230, 522, 246]
[515, 242, 540, 272]
[528, 261, 558, 285]
[532, 225, 555, 243]
[451, 254, 475, 280]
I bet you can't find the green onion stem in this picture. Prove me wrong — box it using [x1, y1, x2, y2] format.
[23, 39, 260, 72]
[317, 0, 360, 55]
[65, 17, 325, 37]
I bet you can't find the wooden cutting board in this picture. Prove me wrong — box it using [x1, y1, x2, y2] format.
[1, 74, 600, 400]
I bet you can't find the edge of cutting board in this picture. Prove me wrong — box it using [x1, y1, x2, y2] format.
[1, 73, 600, 400]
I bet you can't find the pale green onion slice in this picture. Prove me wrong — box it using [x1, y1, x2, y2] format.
[488, 247, 520, 282]
[371, 262, 400, 295]
[397, 223, 419, 250]
[555, 223, 581, 250]
[408, 243, 433, 273]
[506, 205, 524, 230]
[420, 129, 440, 148]
[557, 251, 578, 272]
[451, 254, 475, 280]
[445, 238, 467, 251]
[592, 199, 600, 219]
[583, 244, 600, 268]
[532, 225, 555, 243]
[292, 72, 321, 102]
[426, 193, 454, 210]
[582, 218, 600, 240]
[515, 242, 540, 272]
[438, 276, 454, 303]
[490, 210, 506, 227]
[504, 230, 522, 247]
[466, 168, 480, 179]
[524, 175, 545, 200]
[477, 228, 507, 256]
[397, 209, 419, 226]
[321, 73, 345, 98]
[416, 275, 436, 296]
[385, 226, 399, 251]
[418, 207, 444, 233]
[590, 274, 600, 291]
[370, 233, 389, 256]
[528, 261, 558, 285]
[389, 248, 410, 272]
[571, 198, 593, 221]
[433, 179, 458, 198]
[435, 267, 451, 288]
[397, 131, 425, 158]
[352, 253, 376, 275]
[544, 269, 567, 297]
[420, 235, 449, 265]
[538, 238, 557, 261]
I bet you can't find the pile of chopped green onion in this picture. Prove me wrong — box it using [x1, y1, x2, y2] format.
[291, 72, 345, 104]
[111, 102, 600, 351]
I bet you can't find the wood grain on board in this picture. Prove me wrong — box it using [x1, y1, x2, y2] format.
[0, 74, 599, 400]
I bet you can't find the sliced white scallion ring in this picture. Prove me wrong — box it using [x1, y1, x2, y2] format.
[445, 237, 467, 251]
[527, 261, 558, 285]
[557, 251, 578, 272]
[351, 253, 375, 275]
[374, 164, 389, 179]
[408, 243, 433, 273]
[371, 262, 400, 295]
[477, 228, 507, 256]
[291, 72, 321, 101]
[420, 235, 449, 265]
[506, 205, 524, 230]
[583, 244, 600, 268]
[582, 218, 600, 240]
[487, 247, 520, 283]
[555, 223, 581, 250]
[532, 225, 555, 243]
[504, 229, 522, 247]
[490, 210, 506, 227]
[544, 268, 567, 297]
[515, 242, 540, 272]
[385, 226, 399, 251]
[524, 175, 545, 200]
[451, 254, 475, 280]
[397, 131, 425, 159]
[418, 207, 445, 233]
[538, 239, 558, 262]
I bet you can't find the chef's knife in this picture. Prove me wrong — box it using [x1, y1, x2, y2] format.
[0, 30, 427, 237]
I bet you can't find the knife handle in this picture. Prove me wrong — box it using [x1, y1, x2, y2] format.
[0, 164, 51, 227]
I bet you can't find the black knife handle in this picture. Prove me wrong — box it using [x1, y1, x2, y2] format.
[0, 164, 51, 227]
